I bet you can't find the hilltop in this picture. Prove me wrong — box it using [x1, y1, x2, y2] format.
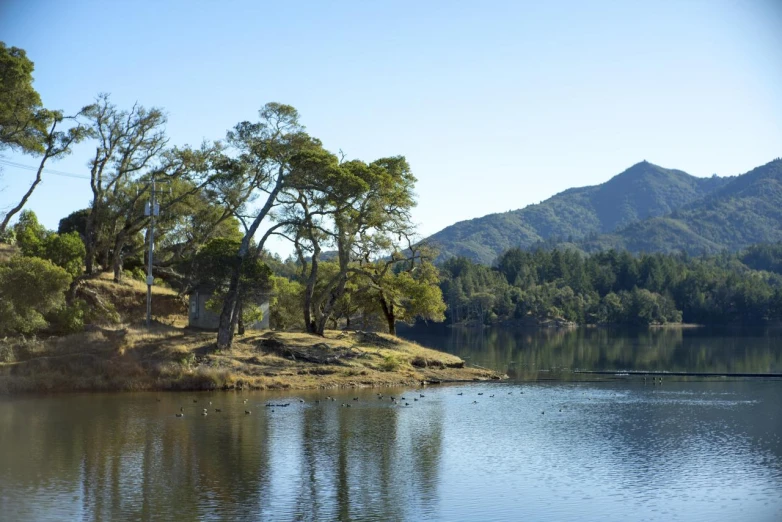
[581, 159, 782, 254]
[426, 161, 732, 264]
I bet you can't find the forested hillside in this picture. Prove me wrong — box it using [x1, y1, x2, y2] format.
[581, 159, 782, 254]
[427, 161, 731, 263]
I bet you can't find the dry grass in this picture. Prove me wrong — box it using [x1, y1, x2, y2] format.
[82, 272, 186, 325]
[0, 327, 503, 394]
[0, 264, 503, 393]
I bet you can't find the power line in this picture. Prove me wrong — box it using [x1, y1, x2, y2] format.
[0, 158, 91, 180]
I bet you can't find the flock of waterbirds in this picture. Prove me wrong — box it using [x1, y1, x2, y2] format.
[170, 391, 435, 416]
[169, 380, 664, 418]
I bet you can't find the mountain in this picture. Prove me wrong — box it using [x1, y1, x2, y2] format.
[583, 159, 782, 254]
[426, 161, 732, 264]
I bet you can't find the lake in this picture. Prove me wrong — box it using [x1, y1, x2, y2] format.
[1, 327, 781, 521]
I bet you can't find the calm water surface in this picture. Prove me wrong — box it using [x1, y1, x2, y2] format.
[1, 328, 781, 521]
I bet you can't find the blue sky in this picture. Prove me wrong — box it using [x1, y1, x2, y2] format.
[1, 0, 781, 255]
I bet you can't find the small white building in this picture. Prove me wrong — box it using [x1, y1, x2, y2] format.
[188, 287, 270, 330]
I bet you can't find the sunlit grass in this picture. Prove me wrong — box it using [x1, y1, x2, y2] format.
[0, 328, 501, 393]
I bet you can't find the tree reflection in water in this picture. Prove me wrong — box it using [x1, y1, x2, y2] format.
[399, 325, 782, 379]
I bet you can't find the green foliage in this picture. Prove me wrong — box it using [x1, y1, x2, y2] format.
[123, 267, 147, 282]
[12, 211, 86, 277]
[379, 353, 403, 372]
[0, 42, 48, 154]
[269, 275, 304, 330]
[58, 208, 89, 237]
[193, 237, 272, 326]
[42, 231, 85, 277]
[0, 256, 71, 335]
[0, 227, 15, 245]
[280, 133, 421, 335]
[190, 238, 242, 286]
[13, 210, 47, 257]
[440, 244, 782, 326]
[47, 299, 90, 334]
[192, 238, 272, 292]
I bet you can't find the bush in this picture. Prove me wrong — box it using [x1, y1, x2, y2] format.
[0, 227, 15, 245]
[378, 353, 403, 372]
[0, 256, 71, 335]
[13, 210, 47, 257]
[42, 231, 85, 278]
[270, 276, 304, 330]
[47, 299, 90, 334]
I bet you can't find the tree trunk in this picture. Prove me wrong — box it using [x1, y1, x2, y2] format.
[112, 232, 126, 282]
[216, 168, 286, 350]
[100, 244, 111, 272]
[84, 210, 97, 275]
[314, 314, 329, 336]
[379, 296, 396, 335]
[237, 302, 245, 336]
[0, 156, 47, 234]
[113, 254, 123, 282]
[216, 258, 241, 350]
[0, 120, 60, 235]
[303, 243, 320, 335]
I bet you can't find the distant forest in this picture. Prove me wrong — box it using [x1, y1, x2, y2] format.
[437, 243, 782, 327]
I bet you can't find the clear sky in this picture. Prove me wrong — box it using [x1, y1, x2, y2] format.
[1, 0, 781, 256]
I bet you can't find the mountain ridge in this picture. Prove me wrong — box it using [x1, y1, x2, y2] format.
[426, 160, 736, 263]
[582, 158, 782, 254]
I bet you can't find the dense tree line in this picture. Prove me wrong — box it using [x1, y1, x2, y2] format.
[440, 246, 782, 326]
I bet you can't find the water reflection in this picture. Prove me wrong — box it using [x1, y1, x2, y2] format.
[0, 391, 448, 521]
[1, 343, 781, 520]
[398, 325, 782, 379]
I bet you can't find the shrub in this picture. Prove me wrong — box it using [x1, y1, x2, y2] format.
[42, 231, 85, 278]
[47, 299, 90, 334]
[269, 276, 304, 330]
[0, 227, 15, 245]
[378, 353, 403, 372]
[0, 256, 71, 335]
[13, 210, 47, 257]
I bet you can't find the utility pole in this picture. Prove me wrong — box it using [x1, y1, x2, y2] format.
[145, 178, 161, 327]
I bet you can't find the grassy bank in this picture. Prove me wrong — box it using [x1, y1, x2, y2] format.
[0, 327, 503, 393]
[0, 267, 503, 393]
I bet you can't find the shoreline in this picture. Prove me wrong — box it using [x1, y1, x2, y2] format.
[0, 328, 505, 394]
[446, 321, 706, 330]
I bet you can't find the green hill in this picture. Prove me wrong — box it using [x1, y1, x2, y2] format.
[427, 161, 731, 263]
[584, 159, 782, 254]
